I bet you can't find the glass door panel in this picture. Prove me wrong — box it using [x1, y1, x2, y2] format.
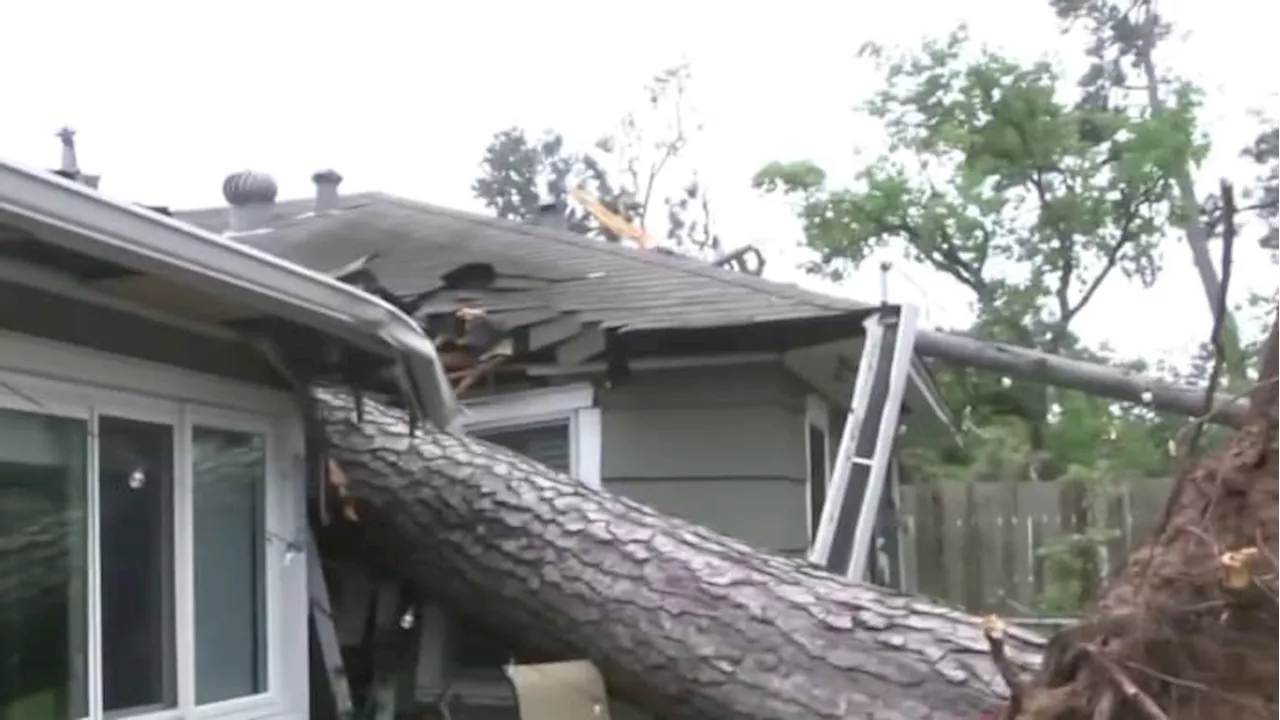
[97, 416, 176, 716]
[0, 407, 89, 720]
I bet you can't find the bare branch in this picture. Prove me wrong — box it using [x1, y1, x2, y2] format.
[1187, 179, 1237, 456]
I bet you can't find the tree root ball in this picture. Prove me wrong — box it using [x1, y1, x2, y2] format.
[1013, 394, 1278, 719]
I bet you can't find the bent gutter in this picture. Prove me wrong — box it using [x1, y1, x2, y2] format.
[0, 159, 459, 432]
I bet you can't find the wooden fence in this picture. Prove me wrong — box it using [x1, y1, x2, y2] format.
[894, 477, 1175, 617]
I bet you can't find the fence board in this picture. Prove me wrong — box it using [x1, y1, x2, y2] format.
[941, 483, 969, 607]
[899, 476, 1175, 616]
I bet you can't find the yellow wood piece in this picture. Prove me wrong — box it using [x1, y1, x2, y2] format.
[504, 660, 612, 720]
[570, 187, 655, 249]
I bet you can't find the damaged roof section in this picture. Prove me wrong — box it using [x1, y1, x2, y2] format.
[175, 192, 875, 368]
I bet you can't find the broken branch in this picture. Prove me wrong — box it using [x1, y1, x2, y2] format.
[1081, 644, 1169, 720]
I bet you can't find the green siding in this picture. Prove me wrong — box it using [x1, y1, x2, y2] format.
[606, 478, 809, 553]
[598, 364, 814, 553]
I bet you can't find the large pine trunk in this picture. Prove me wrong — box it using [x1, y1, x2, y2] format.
[314, 388, 1045, 719]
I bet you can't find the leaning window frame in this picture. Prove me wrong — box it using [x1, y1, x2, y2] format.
[0, 330, 304, 720]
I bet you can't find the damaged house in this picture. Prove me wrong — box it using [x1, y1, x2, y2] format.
[178, 169, 956, 717]
[0, 139, 953, 720]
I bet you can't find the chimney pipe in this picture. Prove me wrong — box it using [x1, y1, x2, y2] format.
[311, 169, 344, 213]
[57, 127, 79, 176]
[53, 127, 102, 189]
[529, 200, 569, 232]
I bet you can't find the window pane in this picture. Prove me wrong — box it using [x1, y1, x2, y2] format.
[0, 408, 88, 720]
[807, 424, 827, 539]
[192, 427, 266, 704]
[478, 423, 570, 473]
[98, 415, 176, 714]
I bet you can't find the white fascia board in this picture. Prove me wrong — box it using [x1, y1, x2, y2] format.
[0, 159, 459, 430]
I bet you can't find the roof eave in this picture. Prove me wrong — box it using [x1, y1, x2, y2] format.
[0, 160, 459, 431]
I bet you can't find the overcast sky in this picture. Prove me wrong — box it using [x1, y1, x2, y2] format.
[2, 0, 1275, 363]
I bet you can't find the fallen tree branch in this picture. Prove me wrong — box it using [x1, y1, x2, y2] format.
[1081, 644, 1169, 720]
[313, 386, 1046, 719]
[982, 615, 1027, 720]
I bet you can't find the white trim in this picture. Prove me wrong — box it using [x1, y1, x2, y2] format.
[524, 352, 779, 376]
[461, 383, 601, 489]
[0, 331, 305, 720]
[803, 395, 832, 542]
[461, 383, 594, 430]
[570, 408, 604, 489]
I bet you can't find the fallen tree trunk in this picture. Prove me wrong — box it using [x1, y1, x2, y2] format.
[314, 387, 1046, 719]
[915, 331, 1250, 427]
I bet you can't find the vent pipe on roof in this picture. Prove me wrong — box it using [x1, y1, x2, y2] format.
[53, 127, 101, 190]
[529, 200, 570, 232]
[222, 170, 279, 232]
[312, 169, 343, 213]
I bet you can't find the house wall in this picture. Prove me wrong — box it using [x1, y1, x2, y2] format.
[0, 280, 282, 388]
[0, 327, 307, 720]
[596, 364, 816, 556]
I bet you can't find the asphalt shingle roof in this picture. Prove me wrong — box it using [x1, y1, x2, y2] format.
[174, 193, 869, 336]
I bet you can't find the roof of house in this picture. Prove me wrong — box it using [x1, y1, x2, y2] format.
[0, 161, 460, 430]
[173, 193, 872, 345]
[174, 187, 953, 429]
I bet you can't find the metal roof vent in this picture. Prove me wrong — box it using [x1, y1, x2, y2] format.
[311, 168, 343, 213]
[222, 170, 278, 232]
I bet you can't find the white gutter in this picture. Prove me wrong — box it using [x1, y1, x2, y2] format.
[0, 159, 459, 431]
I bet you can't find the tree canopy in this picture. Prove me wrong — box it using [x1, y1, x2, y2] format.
[471, 64, 726, 259]
[754, 24, 1215, 481]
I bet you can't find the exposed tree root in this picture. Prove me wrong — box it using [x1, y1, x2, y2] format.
[1007, 328, 1279, 720]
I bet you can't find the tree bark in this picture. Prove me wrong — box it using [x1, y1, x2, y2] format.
[314, 387, 1046, 720]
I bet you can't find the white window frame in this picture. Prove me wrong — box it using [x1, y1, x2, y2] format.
[804, 394, 832, 542]
[0, 329, 306, 720]
[460, 383, 602, 489]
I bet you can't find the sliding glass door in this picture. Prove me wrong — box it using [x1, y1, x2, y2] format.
[0, 402, 280, 720]
[0, 407, 89, 720]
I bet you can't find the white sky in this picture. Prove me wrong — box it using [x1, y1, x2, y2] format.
[2, 0, 1275, 363]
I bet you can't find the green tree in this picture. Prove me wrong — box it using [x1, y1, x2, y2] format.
[754, 27, 1203, 477]
[1051, 0, 1255, 382]
[471, 63, 724, 256]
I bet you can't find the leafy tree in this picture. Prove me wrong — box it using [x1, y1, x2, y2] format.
[754, 27, 1203, 477]
[1050, 0, 1254, 382]
[471, 64, 724, 257]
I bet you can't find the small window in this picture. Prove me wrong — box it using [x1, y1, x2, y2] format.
[423, 385, 597, 703]
[480, 422, 571, 473]
[442, 422, 573, 680]
[805, 396, 831, 542]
